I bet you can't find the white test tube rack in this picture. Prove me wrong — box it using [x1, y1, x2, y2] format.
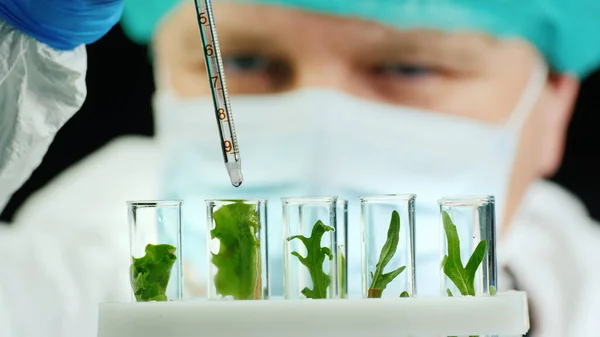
[97, 291, 529, 337]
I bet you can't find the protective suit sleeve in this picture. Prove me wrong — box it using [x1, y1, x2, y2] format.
[0, 19, 87, 213]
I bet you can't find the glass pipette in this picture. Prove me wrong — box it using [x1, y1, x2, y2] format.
[193, 0, 243, 187]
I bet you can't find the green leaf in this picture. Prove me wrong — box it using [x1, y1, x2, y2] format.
[465, 240, 487, 295]
[368, 211, 407, 298]
[374, 211, 401, 272]
[399, 291, 410, 298]
[375, 266, 406, 289]
[441, 211, 487, 297]
[287, 220, 335, 299]
[211, 201, 262, 300]
[130, 243, 177, 302]
[490, 285, 497, 296]
[442, 211, 469, 295]
[446, 288, 453, 297]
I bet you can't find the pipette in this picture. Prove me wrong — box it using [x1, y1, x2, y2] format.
[193, 0, 243, 187]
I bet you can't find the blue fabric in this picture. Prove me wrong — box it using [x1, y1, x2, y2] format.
[0, 0, 124, 50]
[120, 0, 600, 78]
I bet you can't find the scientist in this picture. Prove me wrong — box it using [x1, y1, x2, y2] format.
[0, 1, 124, 337]
[8, 0, 600, 336]
[137, 0, 600, 334]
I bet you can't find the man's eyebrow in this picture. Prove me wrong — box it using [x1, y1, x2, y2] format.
[218, 30, 278, 52]
[357, 28, 499, 72]
[180, 32, 283, 69]
[185, 28, 295, 64]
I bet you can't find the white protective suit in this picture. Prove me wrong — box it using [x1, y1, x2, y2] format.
[0, 19, 86, 213]
[0, 19, 128, 337]
[6, 133, 600, 337]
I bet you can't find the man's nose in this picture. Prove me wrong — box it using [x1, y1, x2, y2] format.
[291, 61, 358, 93]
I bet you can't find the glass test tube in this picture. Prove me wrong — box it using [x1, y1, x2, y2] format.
[128, 200, 183, 302]
[206, 199, 268, 300]
[360, 195, 416, 298]
[439, 196, 497, 297]
[282, 197, 347, 300]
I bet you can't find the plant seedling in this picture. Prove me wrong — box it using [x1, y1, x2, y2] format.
[441, 211, 487, 297]
[130, 243, 177, 302]
[287, 220, 334, 299]
[368, 210, 408, 298]
[441, 211, 487, 337]
[211, 201, 262, 300]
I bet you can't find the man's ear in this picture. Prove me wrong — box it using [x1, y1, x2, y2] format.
[539, 73, 580, 176]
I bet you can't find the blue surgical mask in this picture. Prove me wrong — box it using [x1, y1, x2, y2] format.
[153, 61, 547, 298]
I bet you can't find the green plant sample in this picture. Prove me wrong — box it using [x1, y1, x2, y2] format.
[368, 210, 408, 298]
[211, 201, 262, 300]
[287, 220, 334, 299]
[130, 243, 177, 302]
[441, 210, 487, 297]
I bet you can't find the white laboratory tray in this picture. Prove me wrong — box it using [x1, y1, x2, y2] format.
[97, 291, 529, 337]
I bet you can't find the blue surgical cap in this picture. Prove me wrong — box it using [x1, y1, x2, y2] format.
[120, 0, 600, 78]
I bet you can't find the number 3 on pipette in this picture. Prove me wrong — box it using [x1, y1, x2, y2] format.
[193, 0, 243, 187]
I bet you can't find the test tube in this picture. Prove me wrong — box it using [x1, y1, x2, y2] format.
[360, 195, 416, 299]
[439, 196, 497, 298]
[282, 197, 347, 300]
[206, 199, 268, 300]
[128, 200, 183, 302]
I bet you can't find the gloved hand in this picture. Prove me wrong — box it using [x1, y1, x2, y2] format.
[0, 0, 124, 50]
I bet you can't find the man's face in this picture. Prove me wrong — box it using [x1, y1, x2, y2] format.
[154, 2, 578, 228]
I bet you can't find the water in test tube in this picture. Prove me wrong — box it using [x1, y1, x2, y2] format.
[282, 197, 348, 300]
[438, 196, 497, 297]
[360, 194, 416, 299]
[128, 200, 183, 302]
[206, 199, 269, 300]
[193, 0, 243, 187]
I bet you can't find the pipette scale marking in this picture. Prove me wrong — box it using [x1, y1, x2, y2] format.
[193, 0, 243, 187]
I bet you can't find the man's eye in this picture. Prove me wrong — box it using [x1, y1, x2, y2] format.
[222, 55, 270, 72]
[376, 64, 432, 78]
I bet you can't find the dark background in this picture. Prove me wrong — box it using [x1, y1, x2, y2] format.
[1, 24, 599, 222]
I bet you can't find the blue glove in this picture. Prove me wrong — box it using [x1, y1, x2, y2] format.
[0, 0, 124, 50]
